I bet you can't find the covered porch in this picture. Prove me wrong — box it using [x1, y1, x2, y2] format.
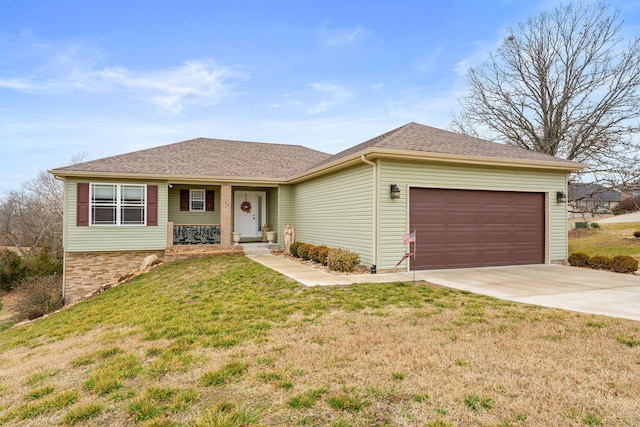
[165, 183, 290, 250]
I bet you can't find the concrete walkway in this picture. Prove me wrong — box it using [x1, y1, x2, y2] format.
[247, 254, 640, 321]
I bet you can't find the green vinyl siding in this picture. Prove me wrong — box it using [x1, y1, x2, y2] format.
[65, 178, 168, 252]
[293, 164, 374, 265]
[277, 185, 293, 248]
[267, 187, 278, 241]
[377, 159, 568, 270]
[168, 185, 220, 225]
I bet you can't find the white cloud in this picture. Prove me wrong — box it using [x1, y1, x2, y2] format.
[97, 60, 246, 113]
[284, 81, 353, 115]
[319, 24, 371, 47]
[0, 77, 35, 91]
[0, 58, 245, 113]
[0, 35, 246, 113]
[371, 83, 385, 94]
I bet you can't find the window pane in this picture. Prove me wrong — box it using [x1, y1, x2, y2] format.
[93, 184, 116, 203]
[191, 189, 205, 211]
[121, 207, 144, 224]
[93, 206, 116, 224]
[122, 185, 145, 204]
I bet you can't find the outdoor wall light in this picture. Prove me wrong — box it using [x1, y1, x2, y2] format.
[390, 184, 401, 199]
[556, 191, 567, 203]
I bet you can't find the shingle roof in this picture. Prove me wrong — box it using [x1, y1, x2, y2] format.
[53, 138, 331, 180]
[314, 122, 579, 168]
[52, 122, 582, 181]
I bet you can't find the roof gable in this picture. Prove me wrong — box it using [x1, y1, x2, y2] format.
[313, 122, 581, 168]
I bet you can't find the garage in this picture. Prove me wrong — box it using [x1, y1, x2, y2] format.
[409, 188, 545, 269]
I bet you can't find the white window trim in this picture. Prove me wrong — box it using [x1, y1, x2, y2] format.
[190, 189, 206, 212]
[90, 183, 147, 226]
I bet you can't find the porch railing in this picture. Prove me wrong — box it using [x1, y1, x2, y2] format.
[172, 223, 221, 245]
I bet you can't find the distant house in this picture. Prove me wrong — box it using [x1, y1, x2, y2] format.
[50, 122, 583, 303]
[568, 183, 622, 211]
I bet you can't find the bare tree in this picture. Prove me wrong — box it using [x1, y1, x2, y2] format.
[0, 172, 63, 256]
[0, 153, 86, 256]
[451, 1, 640, 189]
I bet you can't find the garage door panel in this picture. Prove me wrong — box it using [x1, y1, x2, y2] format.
[410, 188, 544, 269]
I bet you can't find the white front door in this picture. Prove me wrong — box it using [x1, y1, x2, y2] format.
[234, 191, 266, 239]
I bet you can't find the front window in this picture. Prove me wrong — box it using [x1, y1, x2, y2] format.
[190, 189, 205, 212]
[91, 184, 146, 225]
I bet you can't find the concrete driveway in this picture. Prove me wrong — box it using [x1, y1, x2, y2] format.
[408, 264, 640, 321]
[598, 211, 640, 224]
[250, 254, 640, 321]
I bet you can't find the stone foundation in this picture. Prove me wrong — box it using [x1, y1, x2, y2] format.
[64, 250, 165, 303]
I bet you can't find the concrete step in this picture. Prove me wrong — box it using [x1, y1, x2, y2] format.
[241, 243, 278, 255]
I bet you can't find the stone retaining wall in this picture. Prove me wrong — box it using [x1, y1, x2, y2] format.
[64, 250, 165, 303]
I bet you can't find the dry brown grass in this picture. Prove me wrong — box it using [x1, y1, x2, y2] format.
[0, 257, 638, 426]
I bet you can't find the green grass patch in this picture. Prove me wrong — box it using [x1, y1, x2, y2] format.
[129, 397, 162, 422]
[61, 403, 103, 424]
[97, 346, 124, 358]
[10, 390, 78, 420]
[192, 403, 261, 426]
[327, 391, 370, 412]
[464, 394, 494, 411]
[256, 371, 283, 383]
[582, 411, 603, 426]
[25, 386, 54, 400]
[426, 421, 454, 427]
[200, 361, 248, 386]
[391, 372, 405, 381]
[25, 369, 60, 386]
[84, 353, 142, 396]
[70, 354, 95, 367]
[128, 386, 199, 421]
[614, 334, 640, 347]
[414, 393, 429, 402]
[287, 387, 328, 409]
[145, 347, 200, 378]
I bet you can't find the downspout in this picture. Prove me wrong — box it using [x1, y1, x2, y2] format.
[361, 155, 377, 269]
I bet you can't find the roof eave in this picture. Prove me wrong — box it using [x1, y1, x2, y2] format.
[48, 169, 287, 186]
[289, 148, 585, 182]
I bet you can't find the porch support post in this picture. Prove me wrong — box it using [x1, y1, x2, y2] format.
[220, 185, 232, 246]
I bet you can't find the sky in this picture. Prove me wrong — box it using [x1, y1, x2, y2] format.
[1, 0, 640, 194]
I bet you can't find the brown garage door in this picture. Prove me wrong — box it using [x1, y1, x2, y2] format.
[409, 188, 544, 269]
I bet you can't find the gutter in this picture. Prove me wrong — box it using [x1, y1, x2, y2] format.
[289, 148, 585, 184]
[361, 155, 377, 268]
[47, 170, 287, 187]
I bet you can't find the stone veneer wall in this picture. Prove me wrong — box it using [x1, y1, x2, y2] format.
[64, 250, 165, 303]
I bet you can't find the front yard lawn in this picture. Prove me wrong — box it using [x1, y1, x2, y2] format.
[569, 222, 640, 261]
[0, 256, 638, 426]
